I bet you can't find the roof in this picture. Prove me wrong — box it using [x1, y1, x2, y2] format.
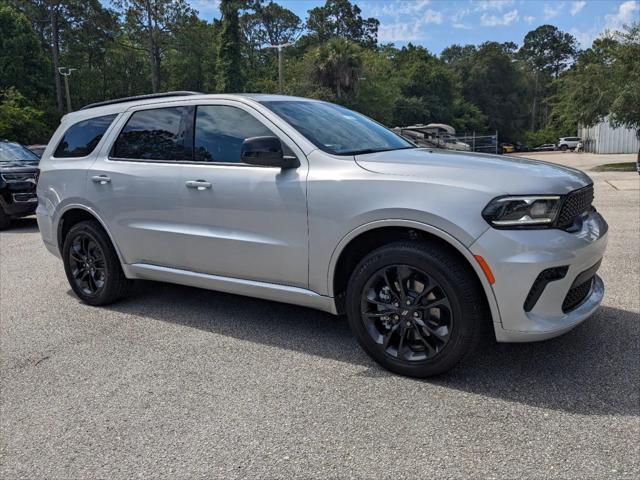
[65, 92, 316, 124]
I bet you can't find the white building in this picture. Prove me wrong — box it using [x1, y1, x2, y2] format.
[578, 118, 639, 154]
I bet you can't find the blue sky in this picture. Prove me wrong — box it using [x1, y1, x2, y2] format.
[165, 1, 638, 53]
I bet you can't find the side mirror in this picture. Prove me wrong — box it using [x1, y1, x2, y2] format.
[240, 136, 299, 169]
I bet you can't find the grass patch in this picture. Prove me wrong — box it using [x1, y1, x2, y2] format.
[592, 162, 637, 172]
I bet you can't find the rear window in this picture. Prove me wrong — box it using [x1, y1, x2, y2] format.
[54, 114, 117, 158]
[111, 107, 191, 161]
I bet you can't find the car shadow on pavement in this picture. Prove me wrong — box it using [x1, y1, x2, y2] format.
[1, 217, 39, 233]
[105, 280, 639, 417]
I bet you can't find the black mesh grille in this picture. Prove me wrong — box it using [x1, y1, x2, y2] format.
[562, 277, 594, 313]
[557, 185, 594, 228]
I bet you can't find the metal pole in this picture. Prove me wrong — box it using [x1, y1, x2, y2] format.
[268, 43, 291, 94]
[58, 67, 77, 112]
[278, 47, 283, 93]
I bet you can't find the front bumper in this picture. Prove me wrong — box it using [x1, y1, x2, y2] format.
[471, 209, 608, 342]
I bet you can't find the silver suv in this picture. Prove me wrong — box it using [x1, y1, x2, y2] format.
[37, 92, 608, 377]
[557, 137, 582, 151]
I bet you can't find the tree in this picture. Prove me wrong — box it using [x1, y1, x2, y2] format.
[306, 0, 378, 47]
[552, 23, 640, 130]
[115, 0, 196, 92]
[464, 42, 529, 140]
[0, 88, 48, 144]
[216, 0, 244, 93]
[0, 4, 50, 103]
[241, 0, 301, 48]
[308, 37, 362, 99]
[519, 25, 578, 130]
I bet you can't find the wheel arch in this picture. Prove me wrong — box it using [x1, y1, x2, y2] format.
[327, 219, 501, 326]
[56, 205, 126, 265]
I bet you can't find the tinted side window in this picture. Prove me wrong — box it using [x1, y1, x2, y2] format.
[194, 106, 274, 163]
[54, 114, 117, 158]
[112, 107, 191, 161]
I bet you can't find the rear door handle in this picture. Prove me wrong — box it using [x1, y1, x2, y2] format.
[186, 180, 212, 191]
[91, 175, 111, 185]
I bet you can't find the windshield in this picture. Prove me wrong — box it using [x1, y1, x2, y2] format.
[261, 100, 413, 155]
[0, 142, 40, 162]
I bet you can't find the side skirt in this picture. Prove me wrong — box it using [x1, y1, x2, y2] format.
[123, 263, 338, 315]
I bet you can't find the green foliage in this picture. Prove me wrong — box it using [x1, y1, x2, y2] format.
[306, 0, 379, 47]
[2, 0, 636, 147]
[0, 4, 50, 103]
[217, 0, 244, 93]
[522, 127, 562, 147]
[551, 23, 640, 130]
[519, 25, 578, 77]
[0, 88, 48, 144]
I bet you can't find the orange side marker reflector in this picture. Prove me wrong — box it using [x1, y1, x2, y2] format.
[474, 255, 495, 285]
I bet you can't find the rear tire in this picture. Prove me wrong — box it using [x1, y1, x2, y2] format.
[62, 220, 130, 305]
[346, 241, 487, 378]
[560, 144, 568, 151]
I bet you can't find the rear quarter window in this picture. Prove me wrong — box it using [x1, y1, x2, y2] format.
[53, 114, 117, 158]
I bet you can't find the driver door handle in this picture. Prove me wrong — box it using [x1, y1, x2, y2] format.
[185, 179, 212, 191]
[91, 175, 111, 185]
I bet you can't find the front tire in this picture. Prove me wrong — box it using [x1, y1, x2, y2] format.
[560, 144, 568, 151]
[62, 220, 130, 305]
[346, 241, 487, 378]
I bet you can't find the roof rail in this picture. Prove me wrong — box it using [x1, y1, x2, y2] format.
[80, 91, 203, 111]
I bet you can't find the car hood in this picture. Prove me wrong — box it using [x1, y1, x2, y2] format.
[355, 148, 591, 195]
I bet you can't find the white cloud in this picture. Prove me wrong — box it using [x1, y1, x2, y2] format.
[378, 19, 429, 42]
[543, 2, 564, 19]
[570, 1, 639, 49]
[524, 15, 536, 24]
[605, 0, 640, 29]
[372, 0, 432, 17]
[570, 1, 587, 16]
[480, 9, 520, 26]
[474, 0, 516, 11]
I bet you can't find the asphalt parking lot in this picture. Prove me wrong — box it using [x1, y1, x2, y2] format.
[1, 153, 638, 479]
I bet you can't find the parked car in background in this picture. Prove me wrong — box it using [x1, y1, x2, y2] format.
[396, 124, 471, 151]
[37, 92, 608, 378]
[27, 144, 48, 158]
[514, 143, 530, 152]
[557, 137, 581, 151]
[533, 143, 557, 151]
[500, 143, 515, 154]
[0, 141, 40, 229]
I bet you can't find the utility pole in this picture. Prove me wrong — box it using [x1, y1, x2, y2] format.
[58, 67, 77, 112]
[268, 43, 291, 93]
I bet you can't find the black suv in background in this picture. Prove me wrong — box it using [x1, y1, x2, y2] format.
[0, 141, 40, 229]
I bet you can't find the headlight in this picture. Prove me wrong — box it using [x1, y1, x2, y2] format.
[482, 195, 562, 228]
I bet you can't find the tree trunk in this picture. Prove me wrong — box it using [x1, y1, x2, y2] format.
[530, 71, 538, 131]
[145, 1, 160, 92]
[50, 4, 64, 114]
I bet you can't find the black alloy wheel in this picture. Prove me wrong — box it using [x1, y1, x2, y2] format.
[346, 241, 487, 378]
[62, 220, 130, 305]
[360, 264, 452, 362]
[68, 232, 106, 296]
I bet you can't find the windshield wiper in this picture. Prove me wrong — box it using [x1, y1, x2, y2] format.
[341, 146, 415, 156]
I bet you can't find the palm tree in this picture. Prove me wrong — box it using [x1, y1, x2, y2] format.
[312, 38, 362, 98]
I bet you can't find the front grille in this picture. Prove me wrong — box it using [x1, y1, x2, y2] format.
[562, 277, 594, 313]
[557, 185, 594, 229]
[524, 266, 568, 312]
